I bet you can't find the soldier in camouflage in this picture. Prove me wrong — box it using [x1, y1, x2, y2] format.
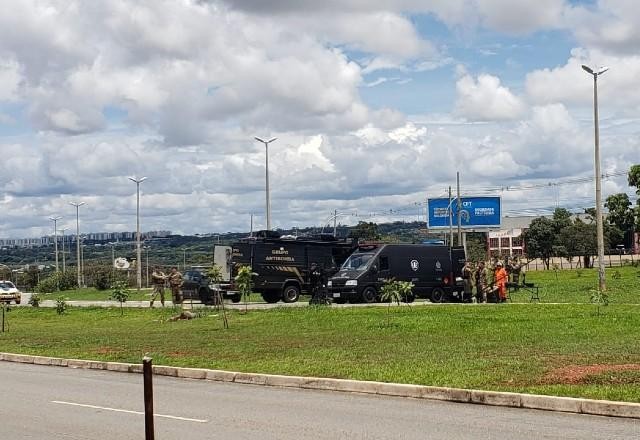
[168, 267, 183, 305]
[150, 266, 167, 307]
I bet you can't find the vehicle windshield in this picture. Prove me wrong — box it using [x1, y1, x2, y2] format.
[0, 281, 15, 289]
[341, 253, 375, 271]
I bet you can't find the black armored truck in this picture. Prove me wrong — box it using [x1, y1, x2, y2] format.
[328, 243, 466, 303]
[224, 231, 356, 303]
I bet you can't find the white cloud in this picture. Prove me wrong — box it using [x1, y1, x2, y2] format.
[454, 73, 527, 121]
[525, 48, 640, 113]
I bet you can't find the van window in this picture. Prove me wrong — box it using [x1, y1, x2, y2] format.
[379, 256, 389, 271]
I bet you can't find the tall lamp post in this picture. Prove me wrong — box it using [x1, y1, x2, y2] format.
[254, 136, 277, 230]
[59, 228, 68, 273]
[69, 202, 86, 288]
[49, 216, 62, 272]
[128, 176, 147, 293]
[582, 64, 609, 293]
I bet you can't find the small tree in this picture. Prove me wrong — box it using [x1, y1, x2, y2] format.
[207, 264, 228, 329]
[379, 279, 414, 326]
[235, 265, 255, 313]
[590, 289, 609, 317]
[55, 296, 67, 315]
[110, 281, 130, 316]
[28, 293, 42, 307]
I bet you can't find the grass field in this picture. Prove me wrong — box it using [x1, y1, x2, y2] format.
[511, 265, 640, 304]
[1, 303, 639, 402]
[39, 287, 152, 302]
[41, 265, 640, 304]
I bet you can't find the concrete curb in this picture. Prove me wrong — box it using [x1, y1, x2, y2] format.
[2, 352, 639, 419]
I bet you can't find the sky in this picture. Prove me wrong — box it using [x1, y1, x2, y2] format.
[1, 0, 639, 238]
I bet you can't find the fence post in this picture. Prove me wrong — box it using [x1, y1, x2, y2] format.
[143, 356, 155, 440]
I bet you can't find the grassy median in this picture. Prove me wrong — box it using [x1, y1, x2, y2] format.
[1, 303, 639, 402]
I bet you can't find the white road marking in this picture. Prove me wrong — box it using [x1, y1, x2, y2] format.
[51, 400, 208, 423]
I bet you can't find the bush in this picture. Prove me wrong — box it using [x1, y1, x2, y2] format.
[55, 296, 68, 315]
[28, 293, 42, 307]
[110, 281, 130, 316]
[36, 271, 78, 293]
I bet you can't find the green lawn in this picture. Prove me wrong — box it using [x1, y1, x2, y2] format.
[40, 287, 152, 302]
[1, 304, 639, 402]
[511, 265, 640, 304]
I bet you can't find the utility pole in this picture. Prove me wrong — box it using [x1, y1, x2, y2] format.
[49, 216, 61, 272]
[456, 172, 462, 245]
[69, 202, 85, 288]
[128, 176, 147, 294]
[254, 136, 277, 230]
[60, 228, 68, 272]
[333, 209, 338, 237]
[250, 214, 254, 238]
[582, 64, 608, 293]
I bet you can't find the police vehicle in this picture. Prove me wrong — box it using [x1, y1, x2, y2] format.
[328, 243, 466, 303]
[220, 231, 356, 303]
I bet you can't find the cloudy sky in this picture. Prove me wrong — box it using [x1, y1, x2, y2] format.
[1, 0, 638, 238]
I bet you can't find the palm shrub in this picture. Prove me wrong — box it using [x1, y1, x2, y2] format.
[380, 279, 414, 325]
[235, 265, 255, 313]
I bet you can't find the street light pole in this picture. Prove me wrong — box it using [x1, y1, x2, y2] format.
[60, 228, 68, 273]
[254, 136, 277, 230]
[582, 64, 609, 292]
[69, 202, 86, 288]
[128, 176, 148, 294]
[49, 216, 62, 272]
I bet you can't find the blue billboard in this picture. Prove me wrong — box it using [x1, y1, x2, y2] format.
[427, 196, 501, 228]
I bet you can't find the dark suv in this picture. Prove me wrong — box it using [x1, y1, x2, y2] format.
[181, 268, 241, 305]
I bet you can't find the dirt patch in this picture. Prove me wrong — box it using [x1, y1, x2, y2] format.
[543, 364, 640, 385]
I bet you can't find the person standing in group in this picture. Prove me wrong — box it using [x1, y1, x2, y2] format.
[494, 261, 508, 302]
[475, 261, 487, 303]
[150, 266, 167, 307]
[168, 267, 183, 305]
[462, 261, 473, 302]
[510, 258, 523, 286]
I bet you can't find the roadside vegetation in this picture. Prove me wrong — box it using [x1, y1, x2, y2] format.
[1, 303, 639, 402]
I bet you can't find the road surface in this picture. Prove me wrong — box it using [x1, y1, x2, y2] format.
[0, 362, 638, 439]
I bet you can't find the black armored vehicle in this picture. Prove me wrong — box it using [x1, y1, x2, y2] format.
[328, 243, 466, 303]
[227, 231, 356, 303]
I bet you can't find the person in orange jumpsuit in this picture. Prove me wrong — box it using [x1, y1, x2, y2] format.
[494, 261, 508, 302]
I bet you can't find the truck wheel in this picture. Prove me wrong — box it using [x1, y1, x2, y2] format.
[361, 286, 378, 303]
[230, 294, 242, 303]
[403, 294, 416, 303]
[282, 285, 300, 303]
[261, 292, 280, 303]
[431, 288, 446, 303]
[199, 288, 211, 305]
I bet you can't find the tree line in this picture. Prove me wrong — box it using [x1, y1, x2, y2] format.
[524, 165, 640, 269]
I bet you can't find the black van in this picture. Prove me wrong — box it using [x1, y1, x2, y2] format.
[328, 244, 466, 303]
[230, 231, 356, 303]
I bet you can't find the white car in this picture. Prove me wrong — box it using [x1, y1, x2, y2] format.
[0, 280, 21, 304]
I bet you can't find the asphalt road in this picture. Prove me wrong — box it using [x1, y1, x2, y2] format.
[0, 362, 638, 439]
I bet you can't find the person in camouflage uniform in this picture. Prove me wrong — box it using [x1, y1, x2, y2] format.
[462, 261, 473, 302]
[510, 258, 523, 286]
[150, 266, 167, 307]
[168, 267, 183, 305]
[475, 261, 487, 303]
